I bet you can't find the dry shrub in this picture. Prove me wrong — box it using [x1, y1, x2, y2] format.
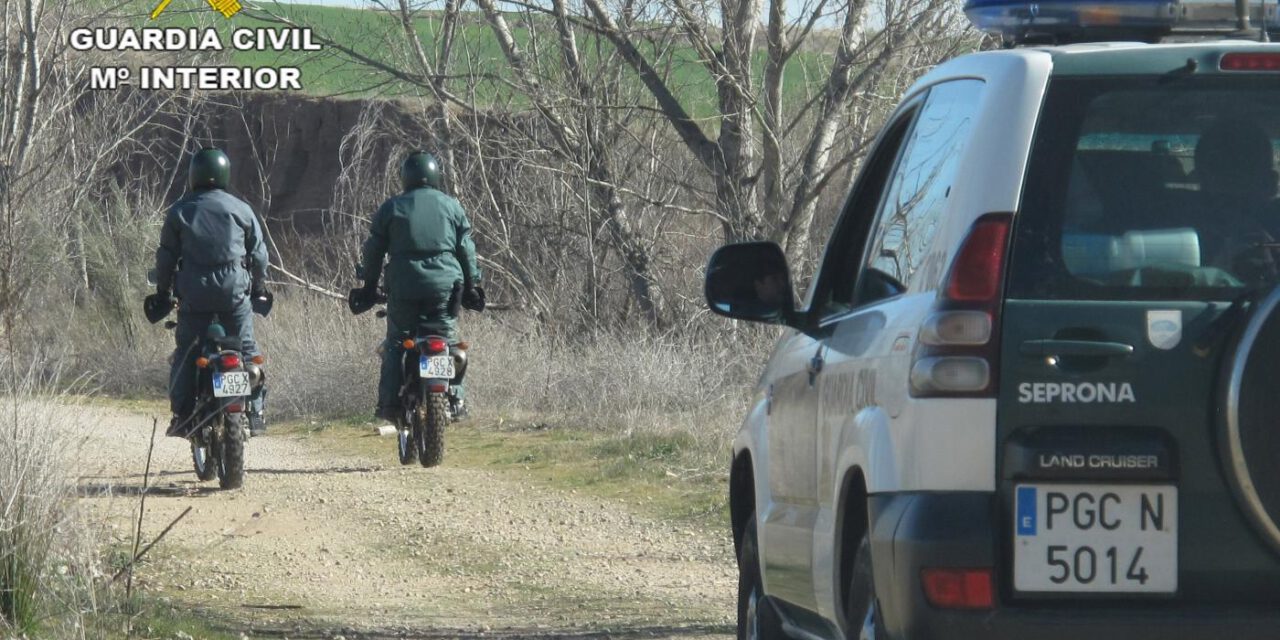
[240, 290, 771, 457]
[253, 293, 384, 419]
[0, 376, 105, 637]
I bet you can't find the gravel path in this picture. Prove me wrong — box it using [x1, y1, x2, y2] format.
[76, 410, 736, 639]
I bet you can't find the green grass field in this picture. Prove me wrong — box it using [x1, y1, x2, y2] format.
[108, 1, 832, 116]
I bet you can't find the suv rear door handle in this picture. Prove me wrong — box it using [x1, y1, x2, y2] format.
[1019, 339, 1134, 358]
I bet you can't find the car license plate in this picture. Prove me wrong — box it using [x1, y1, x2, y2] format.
[213, 371, 251, 398]
[1014, 484, 1176, 593]
[419, 354, 455, 379]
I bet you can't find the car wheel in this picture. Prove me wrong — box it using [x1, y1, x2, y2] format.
[738, 513, 786, 640]
[844, 534, 885, 640]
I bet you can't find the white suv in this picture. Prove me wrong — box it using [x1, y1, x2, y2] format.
[706, 37, 1280, 640]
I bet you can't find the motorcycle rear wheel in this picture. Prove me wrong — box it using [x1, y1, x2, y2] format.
[216, 413, 246, 490]
[415, 393, 448, 468]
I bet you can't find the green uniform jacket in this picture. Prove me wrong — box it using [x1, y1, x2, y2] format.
[361, 187, 480, 299]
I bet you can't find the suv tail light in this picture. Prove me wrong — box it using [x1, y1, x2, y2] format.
[1220, 52, 1280, 72]
[921, 567, 994, 609]
[910, 213, 1012, 398]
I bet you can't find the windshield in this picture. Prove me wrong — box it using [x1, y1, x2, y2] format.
[1008, 75, 1280, 301]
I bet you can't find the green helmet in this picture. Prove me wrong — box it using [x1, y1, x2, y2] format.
[401, 151, 443, 191]
[189, 147, 230, 191]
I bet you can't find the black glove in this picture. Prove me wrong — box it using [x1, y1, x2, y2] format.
[462, 285, 486, 312]
[447, 282, 463, 317]
[143, 290, 174, 324]
[250, 286, 274, 317]
[348, 284, 378, 315]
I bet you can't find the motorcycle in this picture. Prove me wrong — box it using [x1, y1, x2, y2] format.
[350, 273, 468, 468]
[146, 268, 270, 489]
[390, 328, 468, 467]
[180, 317, 264, 488]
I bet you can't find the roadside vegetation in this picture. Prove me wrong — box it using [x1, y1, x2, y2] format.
[0, 382, 107, 637]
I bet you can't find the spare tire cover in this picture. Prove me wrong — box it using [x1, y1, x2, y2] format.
[1224, 286, 1280, 556]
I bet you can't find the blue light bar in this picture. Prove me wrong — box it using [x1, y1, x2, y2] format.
[965, 0, 1279, 43]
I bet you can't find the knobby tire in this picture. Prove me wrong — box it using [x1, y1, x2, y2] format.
[416, 393, 447, 468]
[217, 413, 246, 490]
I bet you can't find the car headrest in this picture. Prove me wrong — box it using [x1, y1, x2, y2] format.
[1062, 227, 1201, 276]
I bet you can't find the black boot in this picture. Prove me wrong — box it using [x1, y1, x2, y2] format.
[450, 396, 468, 420]
[165, 414, 192, 438]
[249, 412, 267, 437]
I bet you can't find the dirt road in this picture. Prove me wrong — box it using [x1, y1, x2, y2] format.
[76, 409, 736, 639]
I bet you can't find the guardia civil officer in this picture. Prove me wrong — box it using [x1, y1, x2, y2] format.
[147, 148, 272, 438]
[349, 151, 484, 420]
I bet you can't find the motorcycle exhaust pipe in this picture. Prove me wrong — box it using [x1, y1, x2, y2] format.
[451, 342, 469, 384]
[246, 363, 266, 388]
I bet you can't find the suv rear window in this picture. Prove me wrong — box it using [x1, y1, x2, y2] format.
[1008, 75, 1280, 301]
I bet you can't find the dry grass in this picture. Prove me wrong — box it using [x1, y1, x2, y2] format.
[256, 293, 771, 470]
[0, 377, 106, 637]
[55, 288, 772, 474]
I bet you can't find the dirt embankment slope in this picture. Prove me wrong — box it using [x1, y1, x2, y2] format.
[77, 409, 735, 639]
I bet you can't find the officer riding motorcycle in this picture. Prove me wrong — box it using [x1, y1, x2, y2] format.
[145, 147, 273, 438]
[348, 151, 484, 421]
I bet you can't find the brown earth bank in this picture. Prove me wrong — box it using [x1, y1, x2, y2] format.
[75, 409, 735, 639]
[117, 91, 413, 231]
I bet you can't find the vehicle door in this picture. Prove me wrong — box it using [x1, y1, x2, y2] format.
[812, 79, 987, 620]
[761, 96, 927, 615]
[759, 325, 824, 611]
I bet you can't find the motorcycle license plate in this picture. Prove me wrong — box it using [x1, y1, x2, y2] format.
[213, 371, 251, 397]
[419, 354, 455, 379]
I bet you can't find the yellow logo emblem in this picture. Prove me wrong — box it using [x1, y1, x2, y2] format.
[150, 0, 243, 20]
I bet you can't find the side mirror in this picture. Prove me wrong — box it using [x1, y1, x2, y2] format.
[705, 241, 798, 325]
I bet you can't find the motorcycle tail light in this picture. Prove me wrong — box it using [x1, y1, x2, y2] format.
[427, 381, 448, 393]
[221, 354, 242, 369]
[425, 337, 448, 354]
[195, 357, 210, 369]
[225, 402, 244, 413]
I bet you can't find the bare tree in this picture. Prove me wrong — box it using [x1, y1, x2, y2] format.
[1, 1, 189, 359]
[570, 0, 972, 260]
[252, 0, 673, 325]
